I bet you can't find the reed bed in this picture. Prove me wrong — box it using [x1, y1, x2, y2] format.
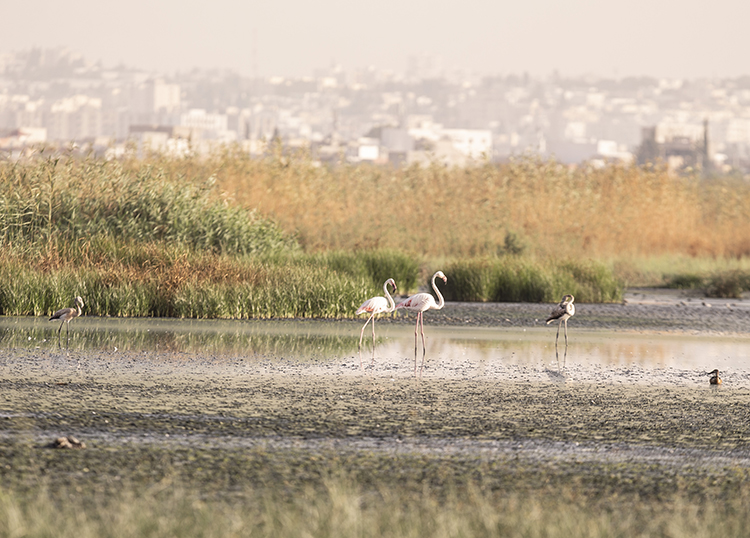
[205, 149, 750, 259]
[0, 154, 294, 256]
[0, 155, 427, 316]
[0, 247, 391, 318]
[3, 152, 750, 314]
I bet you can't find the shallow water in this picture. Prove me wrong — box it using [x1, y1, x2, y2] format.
[2, 315, 749, 375]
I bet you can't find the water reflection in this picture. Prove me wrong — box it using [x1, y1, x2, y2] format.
[0, 317, 356, 359]
[0, 316, 749, 371]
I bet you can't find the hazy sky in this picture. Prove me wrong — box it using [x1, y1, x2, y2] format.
[3, 0, 750, 79]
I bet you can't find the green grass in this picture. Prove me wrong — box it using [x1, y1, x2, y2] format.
[443, 257, 624, 303]
[0, 252, 381, 319]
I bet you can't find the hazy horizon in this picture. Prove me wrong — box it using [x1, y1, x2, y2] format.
[3, 0, 750, 80]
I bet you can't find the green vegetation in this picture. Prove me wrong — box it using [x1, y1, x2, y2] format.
[0, 155, 422, 317]
[2, 151, 750, 317]
[664, 269, 750, 298]
[0, 156, 294, 255]
[443, 257, 623, 303]
[0, 245, 409, 318]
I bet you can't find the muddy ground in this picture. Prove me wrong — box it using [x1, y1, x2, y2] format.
[2, 291, 750, 504]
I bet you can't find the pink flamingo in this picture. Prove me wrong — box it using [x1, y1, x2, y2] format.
[396, 270, 447, 376]
[355, 278, 397, 368]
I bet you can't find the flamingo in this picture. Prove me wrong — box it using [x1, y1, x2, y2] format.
[546, 294, 575, 350]
[50, 296, 84, 343]
[395, 271, 447, 376]
[355, 278, 397, 368]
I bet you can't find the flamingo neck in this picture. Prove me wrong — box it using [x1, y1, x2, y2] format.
[432, 274, 445, 310]
[384, 281, 396, 312]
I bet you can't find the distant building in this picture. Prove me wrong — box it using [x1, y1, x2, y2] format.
[128, 124, 190, 156]
[637, 120, 711, 172]
[130, 79, 181, 125]
[47, 95, 102, 141]
[0, 127, 47, 152]
[440, 129, 493, 160]
[180, 109, 228, 135]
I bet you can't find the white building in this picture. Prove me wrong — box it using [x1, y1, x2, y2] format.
[130, 79, 181, 124]
[180, 109, 228, 132]
[439, 129, 493, 160]
[47, 95, 102, 141]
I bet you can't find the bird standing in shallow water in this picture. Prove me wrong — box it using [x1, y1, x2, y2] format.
[707, 369, 722, 385]
[355, 278, 397, 369]
[50, 296, 84, 344]
[546, 294, 575, 349]
[396, 271, 447, 376]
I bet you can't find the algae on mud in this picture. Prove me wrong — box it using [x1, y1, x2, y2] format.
[3, 363, 750, 502]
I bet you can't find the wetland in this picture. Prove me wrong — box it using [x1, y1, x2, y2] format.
[3, 291, 750, 536]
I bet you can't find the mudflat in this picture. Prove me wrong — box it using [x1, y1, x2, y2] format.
[2, 292, 750, 504]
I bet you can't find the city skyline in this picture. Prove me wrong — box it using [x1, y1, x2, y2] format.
[3, 0, 750, 80]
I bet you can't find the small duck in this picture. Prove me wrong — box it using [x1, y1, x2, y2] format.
[707, 369, 722, 385]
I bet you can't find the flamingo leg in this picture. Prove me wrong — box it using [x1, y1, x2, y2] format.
[359, 313, 375, 368]
[419, 313, 427, 377]
[555, 320, 561, 348]
[563, 319, 569, 347]
[371, 316, 377, 365]
[413, 313, 420, 375]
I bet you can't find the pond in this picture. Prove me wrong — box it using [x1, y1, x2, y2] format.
[1, 315, 749, 386]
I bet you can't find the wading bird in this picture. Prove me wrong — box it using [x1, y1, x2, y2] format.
[546, 294, 575, 349]
[707, 368, 722, 385]
[50, 296, 84, 343]
[396, 271, 447, 376]
[355, 278, 397, 368]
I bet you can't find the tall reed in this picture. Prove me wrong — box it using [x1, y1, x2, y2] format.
[7, 152, 750, 260]
[205, 150, 750, 259]
[0, 154, 295, 256]
[0, 241, 420, 318]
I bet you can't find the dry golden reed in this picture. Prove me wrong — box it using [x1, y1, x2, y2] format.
[187, 149, 750, 259]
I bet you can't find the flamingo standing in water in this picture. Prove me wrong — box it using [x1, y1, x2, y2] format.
[50, 296, 84, 344]
[355, 278, 397, 368]
[396, 270, 447, 376]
